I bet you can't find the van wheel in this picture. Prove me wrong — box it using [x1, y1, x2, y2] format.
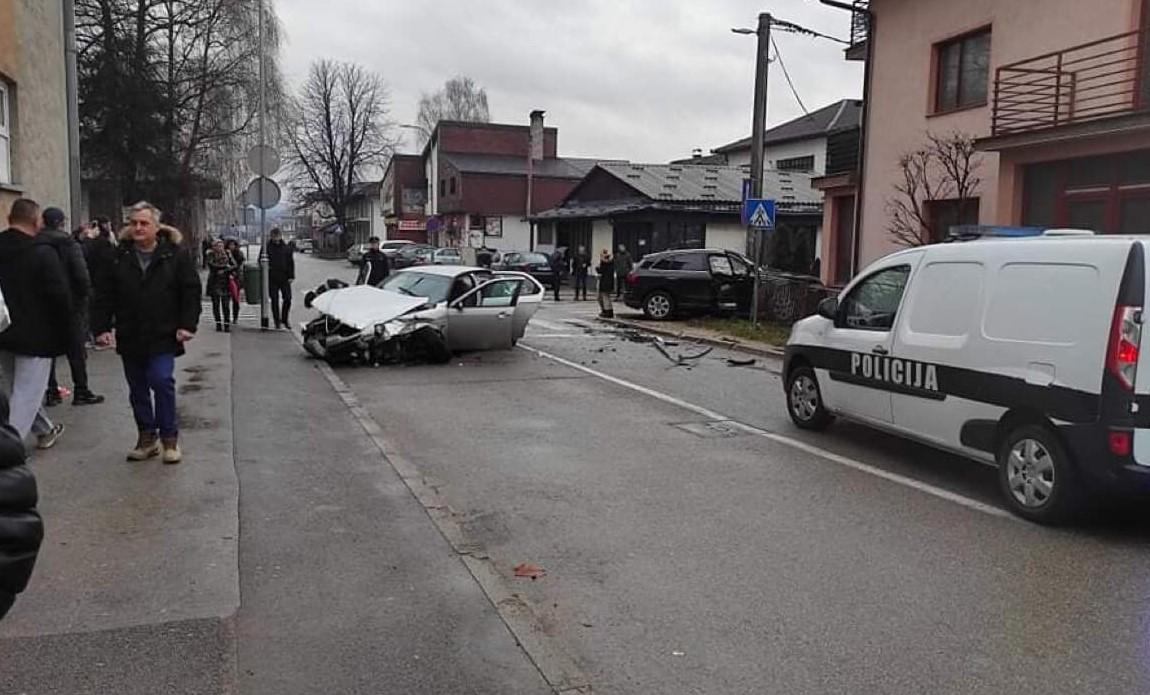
[996, 424, 1084, 524]
[643, 291, 675, 320]
[786, 366, 833, 431]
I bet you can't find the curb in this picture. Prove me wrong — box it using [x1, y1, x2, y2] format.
[596, 317, 785, 359]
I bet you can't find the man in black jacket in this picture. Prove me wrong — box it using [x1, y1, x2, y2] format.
[266, 227, 294, 330]
[572, 245, 591, 301]
[93, 201, 201, 464]
[38, 207, 104, 406]
[0, 199, 72, 444]
[356, 237, 390, 286]
[0, 391, 42, 621]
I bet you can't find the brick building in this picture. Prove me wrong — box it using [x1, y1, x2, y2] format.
[423, 111, 603, 251]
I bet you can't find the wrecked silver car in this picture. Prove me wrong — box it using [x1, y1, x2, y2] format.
[301, 266, 543, 365]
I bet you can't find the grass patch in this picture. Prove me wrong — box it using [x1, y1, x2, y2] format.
[686, 316, 792, 346]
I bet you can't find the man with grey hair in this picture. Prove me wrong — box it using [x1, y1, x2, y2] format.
[94, 202, 201, 464]
[0, 199, 72, 446]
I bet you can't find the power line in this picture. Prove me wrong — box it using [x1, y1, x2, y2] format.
[770, 35, 811, 117]
[771, 18, 851, 45]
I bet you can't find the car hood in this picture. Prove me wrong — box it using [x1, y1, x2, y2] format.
[310, 285, 429, 330]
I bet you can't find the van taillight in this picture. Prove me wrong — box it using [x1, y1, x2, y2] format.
[1107, 305, 1142, 391]
[626, 271, 638, 286]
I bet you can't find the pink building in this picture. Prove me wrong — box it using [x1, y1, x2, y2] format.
[819, 0, 1150, 286]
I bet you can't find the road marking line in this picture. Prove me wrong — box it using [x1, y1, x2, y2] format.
[519, 344, 1013, 520]
[529, 318, 571, 332]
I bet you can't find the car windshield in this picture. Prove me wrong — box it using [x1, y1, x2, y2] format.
[379, 272, 454, 304]
[519, 253, 550, 264]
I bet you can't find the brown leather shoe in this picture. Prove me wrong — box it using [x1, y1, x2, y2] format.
[127, 432, 161, 461]
[161, 436, 182, 464]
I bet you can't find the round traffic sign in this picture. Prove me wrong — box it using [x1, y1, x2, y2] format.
[245, 176, 281, 209]
[246, 145, 281, 176]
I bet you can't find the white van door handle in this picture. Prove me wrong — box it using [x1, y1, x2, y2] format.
[872, 346, 889, 355]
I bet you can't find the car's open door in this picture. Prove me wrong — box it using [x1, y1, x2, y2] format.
[446, 278, 523, 352]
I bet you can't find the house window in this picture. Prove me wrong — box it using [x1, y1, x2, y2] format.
[469, 214, 486, 231]
[439, 179, 446, 197]
[927, 198, 980, 241]
[449, 177, 457, 195]
[776, 155, 816, 172]
[935, 29, 991, 112]
[0, 81, 11, 184]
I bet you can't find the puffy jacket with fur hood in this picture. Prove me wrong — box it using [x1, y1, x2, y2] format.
[92, 226, 202, 357]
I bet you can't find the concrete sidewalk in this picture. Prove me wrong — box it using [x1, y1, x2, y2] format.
[0, 325, 239, 693]
[0, 315, 550, 694]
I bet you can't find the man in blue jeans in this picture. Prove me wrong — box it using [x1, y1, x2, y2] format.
[93, 202, 201, 463]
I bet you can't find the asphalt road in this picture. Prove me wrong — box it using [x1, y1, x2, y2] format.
[290, 253, 1150, 694]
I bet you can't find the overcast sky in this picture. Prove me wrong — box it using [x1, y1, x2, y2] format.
[275, 0, 864, 163]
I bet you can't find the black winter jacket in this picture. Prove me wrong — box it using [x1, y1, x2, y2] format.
[0, 229, 72, 357]
[83, 236, 117, 292]
[37, 227, 91, 303]
[356, 250, 390, 286]
[0, 393, 43, 621]
[92, 233, 202, 358]
[597, 260, 616, 293]
[266, 239, 294, 283]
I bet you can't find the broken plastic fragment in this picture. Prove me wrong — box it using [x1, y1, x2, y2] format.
[513, 562, 546, 579]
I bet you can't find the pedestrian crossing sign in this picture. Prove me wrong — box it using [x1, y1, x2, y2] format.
[743, 198, 776, 231]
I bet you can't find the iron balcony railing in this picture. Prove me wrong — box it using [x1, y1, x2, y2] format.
[992, 27, 1150, 136]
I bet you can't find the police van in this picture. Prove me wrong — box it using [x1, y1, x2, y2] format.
[784, 229, 1150, 523]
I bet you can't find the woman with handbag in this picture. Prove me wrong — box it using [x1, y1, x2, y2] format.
[206, 239, 236, 332]
[224, 239, 244, 324]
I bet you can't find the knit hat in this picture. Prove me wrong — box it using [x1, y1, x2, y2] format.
[42, 207, 66, 229]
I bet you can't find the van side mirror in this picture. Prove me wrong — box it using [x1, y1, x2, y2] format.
[817, 297, 839, 320]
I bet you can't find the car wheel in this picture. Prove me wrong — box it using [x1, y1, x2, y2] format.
[996, 424, 1085, 524]
[643, 291, 675, 320]
[785, 366, 833, 431]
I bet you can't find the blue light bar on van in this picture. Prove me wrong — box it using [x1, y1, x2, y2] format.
[947, 225, 1047, 240]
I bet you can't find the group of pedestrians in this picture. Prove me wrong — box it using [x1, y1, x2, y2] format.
[203, 236, 244, 332]
[549, 244, 633, 317]
[0, 198, 201, 464]
[0, 198, 202, 620]
[204, 228, 295, 331]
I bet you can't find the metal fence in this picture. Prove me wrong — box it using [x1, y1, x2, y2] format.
[756, 271, 838, 324]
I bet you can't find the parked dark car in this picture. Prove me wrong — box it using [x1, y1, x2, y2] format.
[392, 244, 436, 269]
[494, 251, 556, 287]
[623, 248, 756, 320]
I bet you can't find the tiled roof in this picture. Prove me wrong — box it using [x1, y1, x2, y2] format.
[712, 99, 863, 154]
[596, 162, 821, 207]
[443, 153, 610, 179]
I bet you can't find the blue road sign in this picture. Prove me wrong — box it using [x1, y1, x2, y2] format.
[743, 198, 776, 230]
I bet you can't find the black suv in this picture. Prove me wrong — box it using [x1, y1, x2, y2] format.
[623, 248, 755, 320]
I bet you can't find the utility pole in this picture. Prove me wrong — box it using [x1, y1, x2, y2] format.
[257, 0, 270, 330]
[63, 0, 81, 226]
[747, 13, 771, 327]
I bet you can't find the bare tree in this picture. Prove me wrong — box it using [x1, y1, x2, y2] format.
[886, 131, 983, 247]
[75, 0, 283, 236]
[415, 75, 491, 144]
[284, 60, 398, 249]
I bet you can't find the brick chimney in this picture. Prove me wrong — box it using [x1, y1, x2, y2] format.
[529, 110, 545, 161]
